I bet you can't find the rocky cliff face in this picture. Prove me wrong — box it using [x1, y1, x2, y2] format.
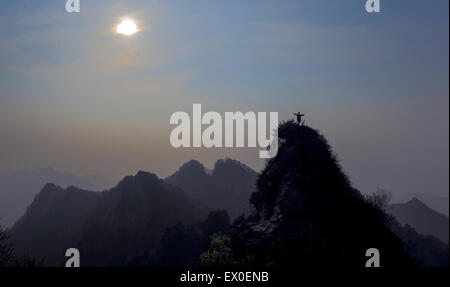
[230, 121, 415, 267]
[9, 171, 205, 266]
[9, 183, 99, 264]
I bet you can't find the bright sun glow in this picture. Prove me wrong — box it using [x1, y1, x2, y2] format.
[117, 19, 138, 36]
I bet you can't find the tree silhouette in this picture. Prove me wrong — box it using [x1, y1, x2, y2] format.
[0, 225, 43, 267]
[155, 210, 231, 266]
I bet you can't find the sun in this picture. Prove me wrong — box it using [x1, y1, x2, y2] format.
[117, 19, 138, 36]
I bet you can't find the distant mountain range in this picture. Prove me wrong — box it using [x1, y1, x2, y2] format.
[8, 158, 256, 266]
[392, 192, 449, 216]
[3, 156, 449, 267]
[0, 168, 113, 227]
[389, 198, 449, 243]
[165, 158, 258, 219]
[9, 171, 205, 266]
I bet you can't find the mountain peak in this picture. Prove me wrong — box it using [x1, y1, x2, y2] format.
[10, 168, 205, 266]
[251, 121, 354, 217]
[135, 170, 158, 179]
[168, 160, 208, 179]
[180, 160, 205, 171]
[165, 158, 258, 219]
[41, 182, 61, 192]
[37, 183, 64, 199]
[230, 120, 414, 267]
[214, 158, 238, 167]
[213, 158, 256, 175]
[117, 171, 164, 194]
[408, 197, 428, 208]
[390, 197, 449, 243]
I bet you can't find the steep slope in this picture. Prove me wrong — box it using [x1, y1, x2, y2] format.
[9, 171, 205, 266]
[392, 193, 449, 216]
[206, 121, 416, 267]
[77, 171, 205, 266]
[0, 168, 112, 227]
[389, 219, 448, 267]
[165, 158, 258, 219]
[389, 198, 449, 243]
[9, 183, 99, 264]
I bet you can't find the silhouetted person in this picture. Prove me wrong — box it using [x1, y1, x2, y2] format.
[294, 112, 304, 125]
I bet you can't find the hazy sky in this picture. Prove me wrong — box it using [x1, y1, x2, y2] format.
[0, 0, 448, 197]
